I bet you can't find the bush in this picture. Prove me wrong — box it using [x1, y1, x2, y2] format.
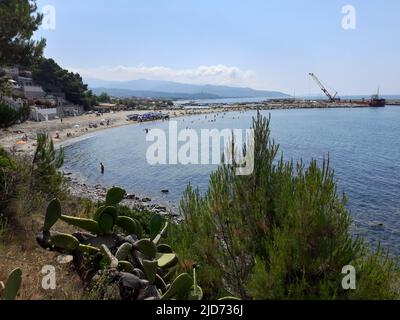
[0, 103, 31, 128]
[31, 133, 65, 200]
[117, 205, 154, 235]
[0, 147, 20, 217]
[169, 112, 400, 300]
[0, 134, 66, 224]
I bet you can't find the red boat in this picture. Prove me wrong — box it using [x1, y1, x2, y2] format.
[368, 89, 386, 107]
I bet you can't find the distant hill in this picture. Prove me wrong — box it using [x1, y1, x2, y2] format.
[86, 78, 290, 100]
[91, 87, 221, 100]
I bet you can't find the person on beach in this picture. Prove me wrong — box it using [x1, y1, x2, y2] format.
[100, 162, 105, 174]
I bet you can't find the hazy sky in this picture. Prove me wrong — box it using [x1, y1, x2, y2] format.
[34, 0, 399, 95]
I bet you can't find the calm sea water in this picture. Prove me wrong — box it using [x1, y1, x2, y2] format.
[63, 107, 400, 255]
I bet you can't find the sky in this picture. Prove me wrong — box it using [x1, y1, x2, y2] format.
[34, 0, 400, 95]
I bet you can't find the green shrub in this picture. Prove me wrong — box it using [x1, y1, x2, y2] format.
[0, 103, 30, 128]
[0, 135, 66, 231]
[31, 133, 65, 199]
[169, 112, 400, 300]
[0, 147, 20, 217]
[117, 205, 154, 236]
[36, 188, 200, 301]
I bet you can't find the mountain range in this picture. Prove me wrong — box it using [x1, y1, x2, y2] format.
[86, 78, 290, 100]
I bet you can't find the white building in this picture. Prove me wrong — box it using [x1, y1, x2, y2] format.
[23, 85, 46, 100]
[30, 107, 58, 122]
[57, 104, 84, 117]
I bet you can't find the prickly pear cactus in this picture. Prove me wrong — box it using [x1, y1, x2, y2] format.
[1, 268, 22, 300]
[36, 187, 196, 300]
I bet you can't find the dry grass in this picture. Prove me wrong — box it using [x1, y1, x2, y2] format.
[0, 198, 90, 300]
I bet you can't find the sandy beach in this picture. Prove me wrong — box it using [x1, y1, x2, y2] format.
[0, 107, 232, 154]
[0, 106, 243, 216]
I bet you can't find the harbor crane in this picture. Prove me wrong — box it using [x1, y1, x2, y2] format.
[309, 73, 340, 101]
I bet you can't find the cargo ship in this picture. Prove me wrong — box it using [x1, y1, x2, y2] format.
[369, 89, 386, 107]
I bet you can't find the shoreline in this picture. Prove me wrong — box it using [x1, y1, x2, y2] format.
[65, 172, 178, 218]
[2, 102, 396, 155]
[0, 107, 234, 217]
[2, 104, 398, 217]
[0, 108, 230, 155]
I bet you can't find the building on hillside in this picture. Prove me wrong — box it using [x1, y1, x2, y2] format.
[23, 85, 46, 100]
[12, 73, 46, 100]
[17, 76, 34, 86]
[95, 103, 118, 113]
[30, 107, 58, 122]
[1, 66, 19, 79]
[56, 104, 84, 117]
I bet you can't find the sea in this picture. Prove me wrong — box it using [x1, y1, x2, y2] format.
[63, 106, 400, 256]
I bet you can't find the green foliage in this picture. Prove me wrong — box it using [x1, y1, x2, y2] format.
[0, 0, 45, 67]
[115, 242, 133, 261]
[49, 233, 80, 251]
[44, 198, 62, 232]
[0, 148, 18, 214]
[0, 140, 65, 231]
[97, 92, 111, 103]
[116, 216, 143, 238]
[37, 187, 201, 300]
[136, 239, 157, 259]
[161, 273, 193, 300]
[157, 244, 173, 253]
[32, 58, 97, 109]
[116, 205, 152, 235]
[158, 253, 178, 269]
[1, 268, 22, 300]
[97, 206, 118, 234]
[31, 133, 65, 198]
[143, 259, 158, 284]
[0, 103, 31, 128]
[105, 187, 126, 206]
[59, 215, 100, 234]
[169, 112, 400, 300]
[350, 247, 400, 300]
[150, 213, 163, 240]
[188, 268, 203, 300]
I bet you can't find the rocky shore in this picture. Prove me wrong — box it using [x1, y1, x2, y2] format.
[65, 172, 177, 218]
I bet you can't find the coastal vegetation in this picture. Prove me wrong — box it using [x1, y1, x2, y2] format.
[2, 111, 400, 300]
[1, 0, 98, 118]
[0, 0, 45, 67]
[0, 268, 22, 300]
[1, 0, 400, 301]
[35, 189, 204, 300]
[0, 103, 31, 128]
[32, 58, 98, 109]
[0, 134, 65, 225]
[168, 112, 400, 300]
[0, 0, 44, 127]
